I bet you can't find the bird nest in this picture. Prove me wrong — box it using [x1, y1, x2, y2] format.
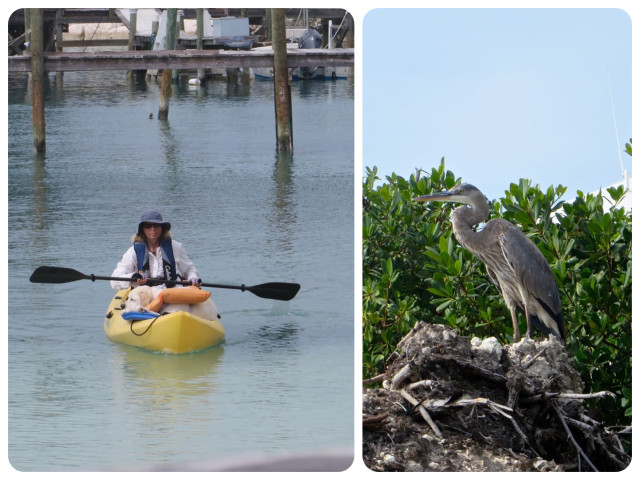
[362, 322, 630, 472]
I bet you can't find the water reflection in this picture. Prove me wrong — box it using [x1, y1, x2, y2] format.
[158, 119, 184, 197]
[110, 344, 224, 406]
[269, 151, 297, 257]
[175, 74, 254, 100]
[225, 77, 253, 98]
[126, 73, 152, 94]
[297, 79, 325, 98]
[31, 154, 48, 233]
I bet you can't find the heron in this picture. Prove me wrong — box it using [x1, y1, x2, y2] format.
[414, 183, 565, 342]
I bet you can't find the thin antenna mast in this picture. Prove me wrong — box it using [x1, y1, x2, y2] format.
[606, 70, 625, 182]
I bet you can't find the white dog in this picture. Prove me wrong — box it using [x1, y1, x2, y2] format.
[124, 285, 220, 321]
[124, 285, 157, 310]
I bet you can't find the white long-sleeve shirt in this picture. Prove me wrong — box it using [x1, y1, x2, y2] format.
[111, 239, 200, 290]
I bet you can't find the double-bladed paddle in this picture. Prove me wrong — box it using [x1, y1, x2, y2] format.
[29, 266, 300, 301]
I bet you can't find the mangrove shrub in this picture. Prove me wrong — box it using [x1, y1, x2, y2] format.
[362, 158, 632, 427]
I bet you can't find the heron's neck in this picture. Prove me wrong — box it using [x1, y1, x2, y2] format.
[451, 203, 490, 252]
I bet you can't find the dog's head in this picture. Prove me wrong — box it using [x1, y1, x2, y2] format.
[124, 285, 155, 310]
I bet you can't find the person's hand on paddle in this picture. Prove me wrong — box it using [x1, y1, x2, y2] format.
[131, 272, 148, 286]
[190, 277, 202, 288]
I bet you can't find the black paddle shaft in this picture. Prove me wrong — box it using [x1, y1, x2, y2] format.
[29, 266, 300, 301]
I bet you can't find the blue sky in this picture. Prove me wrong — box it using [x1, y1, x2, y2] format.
[362, 8, 632, 201]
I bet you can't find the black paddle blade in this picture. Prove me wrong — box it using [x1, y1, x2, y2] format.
[29, 266, 88, 284]
[248, 282, 301, 301]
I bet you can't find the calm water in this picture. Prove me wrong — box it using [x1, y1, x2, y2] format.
[7, 69, 354, 471]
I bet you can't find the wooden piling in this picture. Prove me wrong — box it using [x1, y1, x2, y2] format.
[127, 9, 137, 51]
[321, 20, 330, 48]
[23, 9, 31, 48]
[271, 8, 293, 152]
[30, 8, 46, 154]
[172, 10, 181, 84]
[239, 9, 251, 82]
[158, 71, 172, 120]
[345, 13, 355, 48]
[55, 9, 64, 84]
[265, 10, 272, 42]
[196, 8, 205, 82]
[227, 68, 239, 83]
[158, 8, 177, 120]
[126, 8, 137, 81]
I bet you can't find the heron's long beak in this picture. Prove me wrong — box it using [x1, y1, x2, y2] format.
[414, 191, 454, 203]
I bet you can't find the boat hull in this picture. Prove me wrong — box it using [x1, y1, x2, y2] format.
[104, 289, 225, 353]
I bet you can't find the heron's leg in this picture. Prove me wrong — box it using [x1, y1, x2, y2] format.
[525, 315, 533, 338]
[515, 288, 533, 339]
[523, 301, 533, 339]
[509, 306, 521, 342]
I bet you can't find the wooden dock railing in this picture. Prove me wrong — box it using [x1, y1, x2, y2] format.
[8, 48, 354, 72]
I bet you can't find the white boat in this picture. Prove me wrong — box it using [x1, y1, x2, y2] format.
[252, 23, 350, 82]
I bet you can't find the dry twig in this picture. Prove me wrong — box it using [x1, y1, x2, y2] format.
[406, 379, 435, 391]
[363, 413, 390, 432]
[521, 347, 547, 369]
[363, 373, 386, 385]
[390, 363, 414, 390]
[551, 401, 599, 472]
[400, 389, 443, 438]
[521, 390, 615, 405]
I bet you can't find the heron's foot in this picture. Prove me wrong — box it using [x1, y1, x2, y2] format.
[512, 323, 521, 342]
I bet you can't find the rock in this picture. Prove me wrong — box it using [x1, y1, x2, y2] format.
[471, 336, 503, 367]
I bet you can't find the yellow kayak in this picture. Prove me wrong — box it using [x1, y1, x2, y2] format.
[104, 288, 225, 353]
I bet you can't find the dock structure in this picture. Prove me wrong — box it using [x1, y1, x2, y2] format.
[7, 48, 354, 73]
[7, 8, 353, 53]
[8, 8, 354, 154]
[8, 7, 354, 78]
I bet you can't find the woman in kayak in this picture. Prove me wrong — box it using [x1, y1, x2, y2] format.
[111, 209, 201, 290]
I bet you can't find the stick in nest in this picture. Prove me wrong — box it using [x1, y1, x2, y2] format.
[363, 373, 386, 385]
[520, 390, 615, 405]
[390, 363, 414, 390]
[400, 389, 443, 438]
[551, 400, 599, 472]
[363, 412, 390, 432]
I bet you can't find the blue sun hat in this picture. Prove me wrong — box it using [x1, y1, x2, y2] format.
[138, 210, 171, 233]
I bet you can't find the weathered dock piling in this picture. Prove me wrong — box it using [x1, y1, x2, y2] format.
[55, 9, 64, 85]
[30, 8, 46, 154]
[172, 11, 182, 84]
[196, 8, 205, 82]
[22, 9, 31, 50]
[126, 8, 137, 81]
[271, 8, 293, 152]
[158, 9, 177, 120]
